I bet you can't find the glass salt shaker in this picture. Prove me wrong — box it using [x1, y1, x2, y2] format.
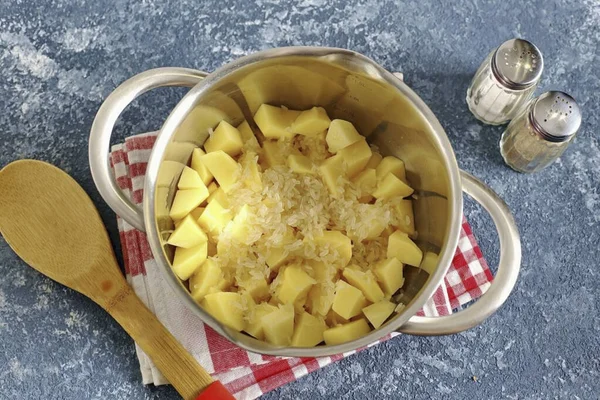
[467, 39, 543, 125]
[500, 91, 581, 173]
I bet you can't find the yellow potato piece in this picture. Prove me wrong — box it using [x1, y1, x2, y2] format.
[313, 230, 352, 268]
[244, 302, 278, 340]
[276, 265, 316, 305]
[362, 300, 396, 329]
[254, 104, 300, 140]
[393, 199, 415, 235]
[374, 257, 405, 295]
[261, 140, 286, 169]
[204, 120, 244, 157]
[339, 139, 372, 178]
[325, 309, 349, 327]
[237, 120, 259, 148]
[332, 280, 367, 320]
[376, 156, 406, 181]
[421, 251, 439, 275]
[288, 154, 315, 175]
[190, 148, 214, 185]
[387, 230, 423, 267]
[306, 261, 337, 316]
[172, 242, 207, 280]
[239, 276, 270, 302]
[189, 259, 222, 302]
[169, 187, 210, 221]
[262, 304, 295, 345]
[326, 119, 363, 154]
[201, 292, 245, 331]
[167, 214, 208, 248]
[240, 153, 262, 191]
[351, 168, 377, 203]
[372, 172, 414, 200]
[206, 187, 229, 208]
[177, 166, 205, 190]
[207, 182, 218, 194]
[323, 318, 371, 345]
[266, 247, 291, 272]
[290, 106, 331, 137]
[365, 152, 383, 169]
[318, 154, 345, 196]
[342, 268, 384, 303]
[291, 311, 326, 347]
[197, 200, 232, 238]
[230, 204, 252, 242]
[200, 150, 240, 193]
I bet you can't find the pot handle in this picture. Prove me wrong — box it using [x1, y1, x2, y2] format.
[89, 68, 208, 232]
[398, 170, 521, 335]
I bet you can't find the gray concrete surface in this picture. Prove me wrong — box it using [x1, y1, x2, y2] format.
[0, 0, 598, 399]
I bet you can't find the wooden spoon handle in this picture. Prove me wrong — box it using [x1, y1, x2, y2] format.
[105, 282, 233, 400]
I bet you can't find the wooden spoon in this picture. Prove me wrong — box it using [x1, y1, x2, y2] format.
[0, 160, 233, 400]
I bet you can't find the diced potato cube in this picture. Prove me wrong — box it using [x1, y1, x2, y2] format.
[191, 148, 214, 185]
[206, 187, 229, 208]
[241, 153, 262, 191]
[201, 292, 244, 331]
[421, 251, 439, 275]
[237, 120, 260, 148]
[352, 168, 377, 203]
[197, 200, 232, 238]
[276, 265, 316, 305]
[364, 216, 387, 240]
[291, 311, 326, 347]
[204, 120, 244, 157]
[290, 106, 331, 137]
[172, 242, 207, 280]
[261, 141, 285, 168]
[200, 150, 240, 193]
[239, 276, 270, 302]
[332, 280, 367, 320]
[288, 154, 315, 175]
[230, 204, 252, 242]
[393, 199, 415, 235]
[362, 300, 396, 329]
[325, 309, 349, 327]
[169, 187, 210, 221]
[307, 282, 335, 317]
[323, 318, 371, 345]
[376, 156, 406, 181]
[254, 104, 300, 140]
[339, 139, 372, 178]
[372, 172, 414, 200]
[244, 302, 278, 340]
[326, 119, 363, 154]
[262, 304, 295, 345]
[374, 257, 405, 295]
[365, 152, 383, 169]
[189, 259, 222, 302]
[318, 154, 345, 196]
[167, 214, 208, 248]
[189, 207, 205, 221]
[387, 230, 423, 267]
[177, 166, 205, 190]
[207, 182, 218, 194]
[313, 231, 352, 267]
[266, 247, 291, 272]
[342, 268, 384, 303]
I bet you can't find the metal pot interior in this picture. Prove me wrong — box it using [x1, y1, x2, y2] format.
[149, 48, 461, 356]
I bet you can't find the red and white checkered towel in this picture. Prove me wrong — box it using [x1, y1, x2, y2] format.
[109, 132, 493, 399]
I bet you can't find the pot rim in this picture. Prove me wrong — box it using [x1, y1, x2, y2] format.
[143, 46, 463, 357]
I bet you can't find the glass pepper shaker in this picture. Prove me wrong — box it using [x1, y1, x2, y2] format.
[500, 91, 581, 173]
[467, 39, 543, 125]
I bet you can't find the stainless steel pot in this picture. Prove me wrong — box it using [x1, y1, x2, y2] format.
[89, 47, 521, 357]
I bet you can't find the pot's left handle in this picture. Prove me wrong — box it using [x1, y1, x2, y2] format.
[89, 68, 208, 232]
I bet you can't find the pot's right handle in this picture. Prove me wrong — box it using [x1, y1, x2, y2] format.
[89, 68, 208, 232]
[399, 170, 521, 335]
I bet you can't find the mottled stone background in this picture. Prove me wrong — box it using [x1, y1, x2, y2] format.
[0, 0, 598, 399]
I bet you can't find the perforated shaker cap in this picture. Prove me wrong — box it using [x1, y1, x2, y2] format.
[492, 39, 543, 90]
[529, 91, 582, 143]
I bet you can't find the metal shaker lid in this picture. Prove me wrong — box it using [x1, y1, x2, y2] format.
[492, 39, 543, 90]
[529, 91, 581, 142]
